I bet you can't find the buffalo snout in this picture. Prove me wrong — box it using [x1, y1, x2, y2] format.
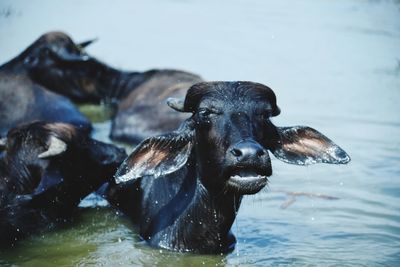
[224, 140, 271, 194]
[229, 139, 267, 163]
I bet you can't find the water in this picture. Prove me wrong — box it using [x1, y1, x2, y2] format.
[0, 0, 399, 266]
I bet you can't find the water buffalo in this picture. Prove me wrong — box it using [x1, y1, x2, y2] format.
[0, 32, 98, 136]
[105, 81, 350, 254]
[12, 32, 203, 143]
[0, 121, 126, 247]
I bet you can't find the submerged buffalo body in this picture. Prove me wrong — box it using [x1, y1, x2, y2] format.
[106, 81, 350, 253]
[0, 122, 126, 247]
[0, 32, 99, 136]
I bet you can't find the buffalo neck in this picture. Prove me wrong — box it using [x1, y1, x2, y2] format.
[144, 160, 243, 253]
[178, 181, 242, 253]
[81, 59, 158, 103]
[95, 65, 157, 103]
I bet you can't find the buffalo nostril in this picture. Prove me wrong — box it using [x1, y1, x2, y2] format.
[231, 148, 243, 157]
[230, 140, 266, 161]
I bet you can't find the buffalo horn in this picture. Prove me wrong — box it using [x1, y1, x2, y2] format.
[77, 38, 98, 49]
[167, 97, 185, 112]
[38, 136, 67, 159]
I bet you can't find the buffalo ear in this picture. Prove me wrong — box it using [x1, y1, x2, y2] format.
[270, 126, 350, 165]
[114, 122, 194, 184]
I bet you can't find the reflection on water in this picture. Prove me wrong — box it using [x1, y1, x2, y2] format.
[0, 0, 399, 266]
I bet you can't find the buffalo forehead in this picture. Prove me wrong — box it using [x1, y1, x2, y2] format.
[196, 82, 274, 107]
[184, 81, 277, 113]
[198, 93, 273, 111]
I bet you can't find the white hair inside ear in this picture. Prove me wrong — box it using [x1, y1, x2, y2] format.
[38, 136, 67, 159]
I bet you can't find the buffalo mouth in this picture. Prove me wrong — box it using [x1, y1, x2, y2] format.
[225, 168, 270, 195]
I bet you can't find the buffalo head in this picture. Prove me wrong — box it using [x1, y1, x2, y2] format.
[115, 81, 350, 195]
[0, 121, 126, 246]
[8, 32, 103, 103]
[0, 121, 126, 195]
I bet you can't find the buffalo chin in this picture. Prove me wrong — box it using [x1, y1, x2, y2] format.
[225, 170, 269, 195]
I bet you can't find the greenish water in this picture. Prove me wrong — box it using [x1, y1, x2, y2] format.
[0, 0, 399, 266]
[78, 104, 114, 124]
[0, 207, 228, 266]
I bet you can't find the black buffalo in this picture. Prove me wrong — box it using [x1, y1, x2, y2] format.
[106, 81, 350, 254]
[0, 121, 126, 247]
[0, 32, 97, 136]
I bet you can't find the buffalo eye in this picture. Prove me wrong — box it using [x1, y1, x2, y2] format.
[37, 47, 55, 63]
[198, 108, 211, 118]
[255, 109, 272, 120]
[196, 108, 222, 127]
[198, 108, 221, 119]
[40, 47, 52, 57]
